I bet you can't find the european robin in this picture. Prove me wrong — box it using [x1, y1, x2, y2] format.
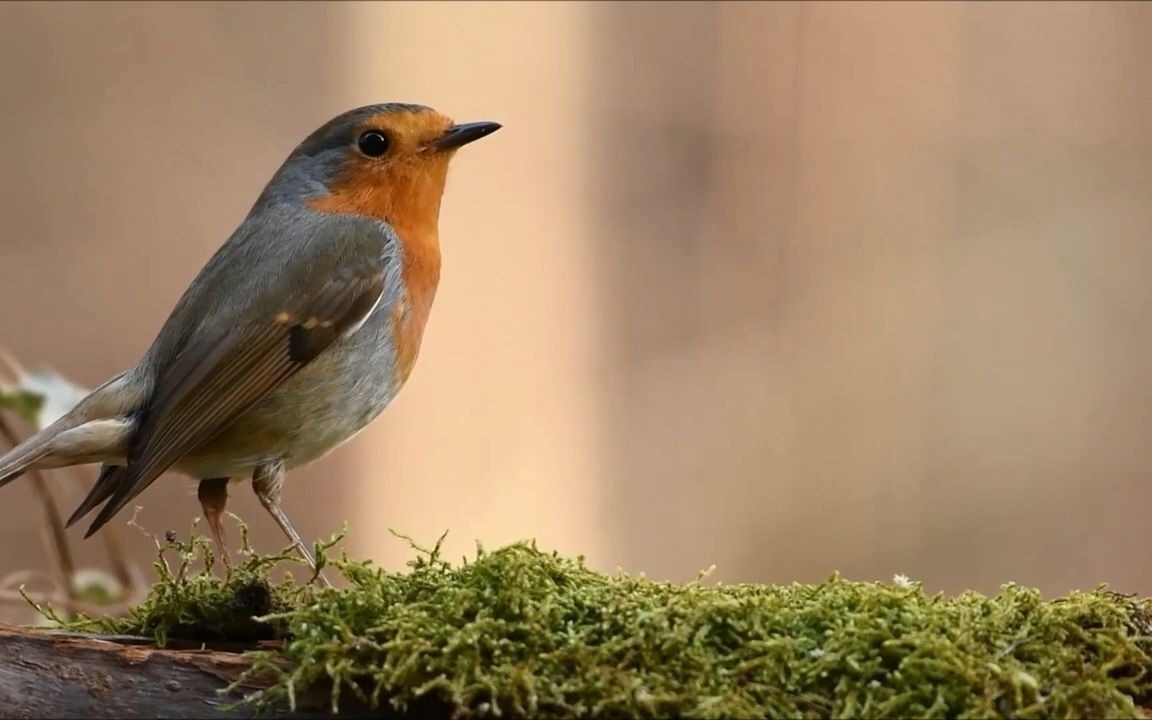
[0, 103, 500, 572]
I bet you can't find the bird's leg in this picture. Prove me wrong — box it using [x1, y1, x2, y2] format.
[197, 477, 232, 564]
[251, 460, 332, 587]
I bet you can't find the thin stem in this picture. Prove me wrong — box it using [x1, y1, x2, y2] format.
[55, 462, 137, 601]
[0, 588, 120, 619]
[0, 415, 78, 619]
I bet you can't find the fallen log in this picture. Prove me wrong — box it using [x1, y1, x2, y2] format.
[2, 535, 1151, 719]
[0, 624, 349, 719]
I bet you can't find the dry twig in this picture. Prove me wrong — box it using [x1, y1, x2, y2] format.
[0, 350, 142, 620]
[0, 415, 78, 618]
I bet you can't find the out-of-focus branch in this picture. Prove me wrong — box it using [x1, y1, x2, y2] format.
[96, 509, 136, 598]
[0, 415, 78, 618]
[0, 351, 142, 618]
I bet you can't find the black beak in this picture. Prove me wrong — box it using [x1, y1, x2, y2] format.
[428, 121, 502, 151]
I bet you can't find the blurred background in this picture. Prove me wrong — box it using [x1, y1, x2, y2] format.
[1, 1, 1151, 622]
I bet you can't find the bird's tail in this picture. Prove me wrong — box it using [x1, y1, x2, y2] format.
[65, 463, 128, 527]
[0, 372, 140, 489]
[0, 420, 62, 488]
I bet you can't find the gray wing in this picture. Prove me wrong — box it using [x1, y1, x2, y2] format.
[75, 212, 398, 537]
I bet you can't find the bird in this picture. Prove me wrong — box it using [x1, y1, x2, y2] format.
[0, 102, 500, 571]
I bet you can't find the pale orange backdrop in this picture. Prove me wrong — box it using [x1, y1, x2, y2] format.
[1, 1, 1151, 623]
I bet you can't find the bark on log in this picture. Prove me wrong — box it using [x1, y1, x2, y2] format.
[0, 623, 393, 719]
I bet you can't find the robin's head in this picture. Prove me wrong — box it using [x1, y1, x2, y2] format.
[257, 103, 500, 226]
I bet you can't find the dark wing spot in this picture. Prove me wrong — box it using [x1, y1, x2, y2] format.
[288, 323, 338, 363]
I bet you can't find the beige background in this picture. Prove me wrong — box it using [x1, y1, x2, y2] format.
[1, 1, 1151, 621]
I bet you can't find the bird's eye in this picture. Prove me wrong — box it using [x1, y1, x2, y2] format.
[357, 130, 391, 158]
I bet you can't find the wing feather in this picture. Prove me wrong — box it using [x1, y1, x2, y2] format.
[80, 221, 393, 538]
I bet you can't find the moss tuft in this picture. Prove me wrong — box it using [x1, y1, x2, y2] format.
[30, 525, 1152, 719]
[28, 516, 325, 645]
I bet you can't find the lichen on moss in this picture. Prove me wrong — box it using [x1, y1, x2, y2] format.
[27, 522, 1152, 719]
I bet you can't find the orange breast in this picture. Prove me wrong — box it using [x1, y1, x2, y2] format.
[389, 230, 440, 386]
[306, 157, 446, 387]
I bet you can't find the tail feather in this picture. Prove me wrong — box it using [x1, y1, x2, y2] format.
[0, 467, 28, 490]
[0, 417, 76, 489]
[65, 463, 127, 528]
[0, 369, 141, 493]
[0, 416, 133, 490]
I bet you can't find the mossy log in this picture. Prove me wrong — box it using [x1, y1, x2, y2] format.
[4, 530, 1152, 719]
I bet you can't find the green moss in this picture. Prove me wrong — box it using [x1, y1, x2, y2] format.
[26, 517, 326, 645]
[28, 524, 1152, 719]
